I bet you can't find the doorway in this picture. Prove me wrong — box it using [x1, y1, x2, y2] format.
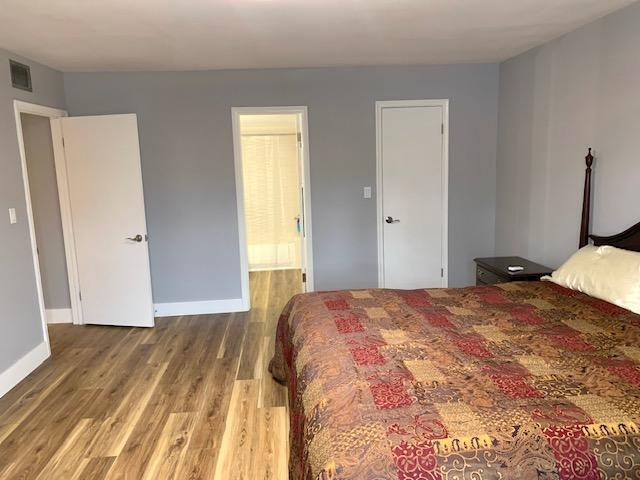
[376, 99, 449, 289]
[20, 112, 73, 325]
[232, 107, 314, 309]
[14, 102, 70, 355]
[15, 101, 155, 329]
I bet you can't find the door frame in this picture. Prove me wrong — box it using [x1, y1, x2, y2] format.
[375, 99, 450, 288]
[13, 101, 83, 341]
[231, 106, 314, 309]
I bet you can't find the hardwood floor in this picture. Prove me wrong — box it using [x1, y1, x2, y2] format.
[0, 269, 300, 480]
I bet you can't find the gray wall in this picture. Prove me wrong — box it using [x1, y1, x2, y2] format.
[64, 64, 499, 302]
[0, 48, 66, 372]
[21, 113, 71, 309]
[496, 1, 640, 269]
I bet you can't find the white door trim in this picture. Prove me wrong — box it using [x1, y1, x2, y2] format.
[13, 101, 72, 364]
[231, 106, 315, 309]
[15, 101, 84, 328]
[375, 99, 449, 288]
[49, 119, 84, 325]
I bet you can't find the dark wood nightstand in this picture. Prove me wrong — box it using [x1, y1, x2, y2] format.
[474, 256, 553, 286]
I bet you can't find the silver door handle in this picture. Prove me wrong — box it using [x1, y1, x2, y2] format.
[385, 216, 400, 224]
[126, 234, 143, 242]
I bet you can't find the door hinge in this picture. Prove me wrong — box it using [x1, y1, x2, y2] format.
[62, 136, 65, 148]
[297, 132, 302, 146]
[441, 124, 444, 134]
[79, 290, 82, 301]
[302, 272, 307, 283]
[441, 268, 444, 278]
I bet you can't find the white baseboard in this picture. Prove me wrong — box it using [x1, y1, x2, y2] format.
[46, 308, 73, 324]
[0, 341, 50, 398]
[154, 298, 248, 317]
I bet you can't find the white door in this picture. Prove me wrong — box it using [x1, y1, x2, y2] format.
[55, 114, 154, 327]
[377, 101, 448, 289]
[295, 117, 310, 292]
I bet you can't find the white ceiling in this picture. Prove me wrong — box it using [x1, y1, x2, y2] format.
[0, 0, 635, 72]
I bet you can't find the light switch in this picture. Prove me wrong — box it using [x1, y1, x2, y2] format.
[363, 186, 372, 199]
[8, 208, 17, 224]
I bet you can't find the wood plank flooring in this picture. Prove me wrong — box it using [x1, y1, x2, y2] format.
[0, 269, 300, 480]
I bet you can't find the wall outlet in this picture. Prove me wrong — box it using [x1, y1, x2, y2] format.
[363, 186, 372, 199]
[8, 208, 17, 224]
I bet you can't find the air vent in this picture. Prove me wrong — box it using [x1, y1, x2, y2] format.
[10, 60, 32, 92]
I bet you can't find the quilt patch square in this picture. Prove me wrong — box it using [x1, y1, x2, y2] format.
[511, 307, 545, 324]
[302, 378, 325, 413]
[295, 342, 313, 371]
[618, 346, 640, 363]
[478, 290, 512, 304]
[435, 402, 486, 438]
[446, 306, 475, 316]
[371, 380, 413, 410]
[365, 307, 390, 319]
[351, 345, 385, 365]
[425, 289, 449, 298]
[562, 318, 604, 335]
[543, 425, 599, 480]
[391, 440, 441, 480]
[381, 329, 410, 345]
[473, 325, 509, 343]
[570, 394, 630, 424]
[518, 355, 556, 376]
[496, 282, 523, 291]
[489, 374, 543, 398]
[422, 312, 454, 329]
[325, 299, 349, 310]
[479, 407, 533, 431]
[400, 291, 433, 308]
[586, 298, 627, 316]
[605, 359, 640, 388]
[350, 290, 373, 299]
[404, 359, 445, 383]
[334, 313, 364, 333]
[454, 337, 493, 358]
[531, 375, 586, 398]
[524, 298, 555, 310]
[546, 331, 594, 352]
[333, 423, 386, 453]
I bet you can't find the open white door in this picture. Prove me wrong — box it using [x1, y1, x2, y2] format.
[296, 119, 309, 292]
[53, 114, 154, 327]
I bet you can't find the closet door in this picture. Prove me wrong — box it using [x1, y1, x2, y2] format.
[377, 101, 447, 289]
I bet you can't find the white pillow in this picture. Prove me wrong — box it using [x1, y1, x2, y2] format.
[543, 244, 640, 315]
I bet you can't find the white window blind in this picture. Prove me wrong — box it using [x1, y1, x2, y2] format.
[241, 134, 301, 270]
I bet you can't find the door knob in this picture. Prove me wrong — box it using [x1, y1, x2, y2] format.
[126, 234, 143, 242]
[385, 216, 400, 224]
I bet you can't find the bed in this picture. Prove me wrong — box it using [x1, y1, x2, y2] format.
[270, 150, 640, 479]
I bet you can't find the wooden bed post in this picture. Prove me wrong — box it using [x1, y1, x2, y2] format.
[579, 148, 594, 248]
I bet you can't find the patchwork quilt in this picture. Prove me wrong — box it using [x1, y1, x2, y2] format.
[270, 281, 640, 479]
